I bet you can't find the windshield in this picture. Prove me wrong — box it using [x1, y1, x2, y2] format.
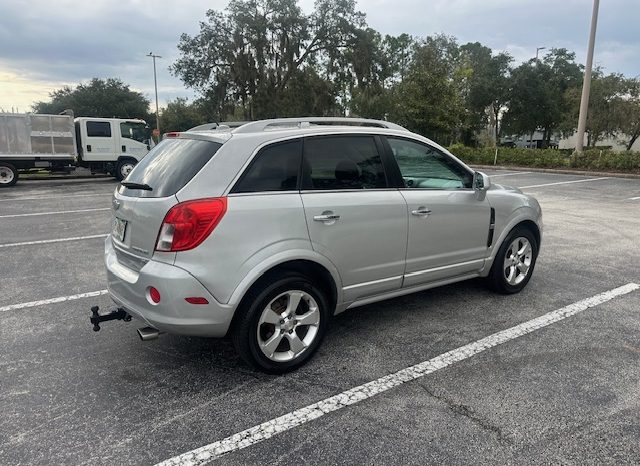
[119, 138, 222, 198]
[120, 121, 148, 143]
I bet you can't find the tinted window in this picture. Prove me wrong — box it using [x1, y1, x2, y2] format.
[388, 137, 473, 189]
[120, 121, 147, 143]
[119, 138, 222, 198]
[231, 139, 302, 193]
[302, 136, 387, 190]
[86, 121, 111, 137]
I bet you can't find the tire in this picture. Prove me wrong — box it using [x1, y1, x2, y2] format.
[232, 272, 331, 374]
[115, 159, 136, 181]
[487, 226, 539, 294]
[0, 162, 18, 187]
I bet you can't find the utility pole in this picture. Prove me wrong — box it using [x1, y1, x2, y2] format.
[576, 0, 600, 153]
[535, 46, 546, 60]
[147, 52, 162, 137]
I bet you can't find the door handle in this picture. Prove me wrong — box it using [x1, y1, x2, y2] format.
[313, 213, 340, 222]
[411, 207, 432, 216]
[87, 144, 92, 152]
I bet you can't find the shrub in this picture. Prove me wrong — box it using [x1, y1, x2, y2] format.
[447, 145, 640, 173]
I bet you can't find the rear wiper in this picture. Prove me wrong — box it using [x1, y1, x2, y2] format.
[121, 181, 153, 191]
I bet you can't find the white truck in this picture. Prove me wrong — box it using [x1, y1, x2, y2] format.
[0, 112, 150, 187]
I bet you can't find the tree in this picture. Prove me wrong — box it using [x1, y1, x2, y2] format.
[171, 0, 364, 120]
[562, 71, 630, 147]
[503, 49, 582, 146]
[460, 42, 512, 144]
[616, 78, 640, 151]
[160, 98, 208, 132]
[32, 78, 150, 119]
[388, 35, 466, 145]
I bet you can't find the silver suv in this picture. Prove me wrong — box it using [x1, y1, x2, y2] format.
[105, 117, 542, 373]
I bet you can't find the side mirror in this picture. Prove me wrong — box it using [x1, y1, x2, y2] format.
[473, 171, 491, 200]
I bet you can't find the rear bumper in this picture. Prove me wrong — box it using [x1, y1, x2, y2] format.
[105, 237, 234, 337]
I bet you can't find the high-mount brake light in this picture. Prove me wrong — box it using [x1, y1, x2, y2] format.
[155, 198, 227, 252]
[163, 131, 180, 139]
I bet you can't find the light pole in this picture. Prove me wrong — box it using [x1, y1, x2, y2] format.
[535, 46, 546, 60]
[576, 0, 600, 153]
[147, 52, 162, 137]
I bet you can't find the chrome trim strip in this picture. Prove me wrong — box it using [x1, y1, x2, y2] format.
[342, 275, 403, 291]
[403, 259, 484, 278]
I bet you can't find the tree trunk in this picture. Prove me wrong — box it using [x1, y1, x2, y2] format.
[627, 134, 639, 151]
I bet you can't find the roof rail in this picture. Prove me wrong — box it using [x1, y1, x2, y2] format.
[232, 117, 407, 134]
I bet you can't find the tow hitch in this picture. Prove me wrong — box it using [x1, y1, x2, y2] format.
[90, 305, 131, 331]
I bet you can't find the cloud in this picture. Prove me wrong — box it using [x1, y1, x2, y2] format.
[1, 0, 638, 112]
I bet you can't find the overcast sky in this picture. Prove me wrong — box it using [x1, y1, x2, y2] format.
[1, 0, 639, 113]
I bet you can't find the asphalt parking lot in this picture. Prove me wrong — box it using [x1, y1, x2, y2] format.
[1, 169, 639, 465]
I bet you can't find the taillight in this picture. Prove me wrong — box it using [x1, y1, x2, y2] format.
[155, 198, 227, 252]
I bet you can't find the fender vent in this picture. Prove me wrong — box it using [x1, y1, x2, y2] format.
[487, 208, 496, 247]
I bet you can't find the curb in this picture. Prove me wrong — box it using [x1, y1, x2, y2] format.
[470, 165, 640, 180]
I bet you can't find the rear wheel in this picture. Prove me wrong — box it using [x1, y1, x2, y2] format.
[0, 162, 18, 187]
[487, 226, 538, 294]
[232, 272, 330, 373]
[115, 159, 136, 181]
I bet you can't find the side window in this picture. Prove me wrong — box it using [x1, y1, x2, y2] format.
[231, 139, 302, 193]
[86, 121, 112, 138]
[120, 122, 147, 143]
[302, 136, 387, 190]
[387, 137, 473, 189]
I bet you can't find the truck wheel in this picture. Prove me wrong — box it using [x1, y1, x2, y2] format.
[0, 162, 18, 187]
[115, 159, 136, 181]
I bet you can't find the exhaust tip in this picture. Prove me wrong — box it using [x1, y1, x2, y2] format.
[137, 326, 160, 341]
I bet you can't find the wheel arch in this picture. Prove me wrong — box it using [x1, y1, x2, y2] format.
[482, 209, 542, 276]
[228, 257, 341, 333]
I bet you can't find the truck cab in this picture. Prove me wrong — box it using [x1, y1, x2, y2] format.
[75, 117, 150, 180]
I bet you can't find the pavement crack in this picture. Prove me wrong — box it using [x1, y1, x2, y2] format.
[417, 383, 513, 445]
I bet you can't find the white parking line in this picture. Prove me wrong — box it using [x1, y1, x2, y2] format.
[155, 283, 639, 466]
[0, 234, 108, 249]
[489, 171, 532, 177]
[0, 193, 112, 202]
[519, 177, 609, 189]
[0, 207, 110, 218]
[627, 196, 640, 200]
[0, 290, 108, 313]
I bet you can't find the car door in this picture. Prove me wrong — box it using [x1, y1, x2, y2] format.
[82, 120, 117, 161]
[384, 136, 491, 288]
[118, 120, 149, 161]
[300, 134, 408, 302]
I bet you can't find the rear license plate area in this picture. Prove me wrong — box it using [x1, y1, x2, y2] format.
[112, 217, 128, 242]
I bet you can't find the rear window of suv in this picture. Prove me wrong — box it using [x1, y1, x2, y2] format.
[119, 138, 222, 198]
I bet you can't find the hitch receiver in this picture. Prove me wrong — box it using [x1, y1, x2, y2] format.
[90, 306, 131, 331]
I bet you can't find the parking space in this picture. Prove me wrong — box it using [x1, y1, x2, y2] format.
[1, 170, 639, 465]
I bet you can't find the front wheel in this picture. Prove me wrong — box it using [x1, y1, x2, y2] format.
[115, 159, 136, 181]
[487, 227, 538, 294]
[232, 273, 331, 373]
[0, 162, 18, 187]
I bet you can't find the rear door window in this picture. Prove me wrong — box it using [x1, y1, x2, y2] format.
[231, 139, 302, 193]
[86, 121, 111, 137]
[119, 138, 222, 198]
[302, 136, 387, 190]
